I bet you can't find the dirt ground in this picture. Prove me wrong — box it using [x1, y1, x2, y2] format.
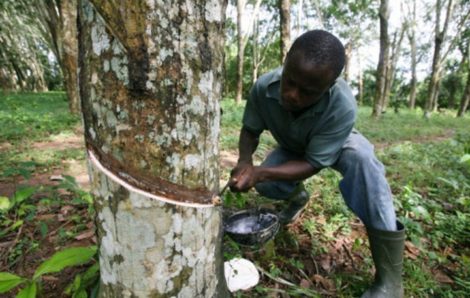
[0, 130, 453, 297]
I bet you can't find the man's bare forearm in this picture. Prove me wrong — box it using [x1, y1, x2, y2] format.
[256, 160, 320, 182]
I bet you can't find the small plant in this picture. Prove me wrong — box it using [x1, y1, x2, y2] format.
[0, 246, 97, 297]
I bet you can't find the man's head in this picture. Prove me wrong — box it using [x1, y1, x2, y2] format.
[280, 30, 345, 112]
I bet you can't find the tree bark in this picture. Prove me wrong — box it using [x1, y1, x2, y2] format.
[235, 0, 246, 104]
[457, 70, 470, 117]
[235, 0, 262, 103]
[425, 0, 454, 118]
[382, 26, 406, 112]
[407, 0, 418, 109]
[372, 0, 390, 118]
[39, 0, 85, 114]
[344, 41, 353, 82]
[457, 43, 470, 117]
[357, 54, 364, 105]
[61, 0, 80, 113]
[78, 0, 228, 296]
[280, 0, 291, 63]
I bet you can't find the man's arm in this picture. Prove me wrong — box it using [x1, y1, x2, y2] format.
[230, 128, 320, 192]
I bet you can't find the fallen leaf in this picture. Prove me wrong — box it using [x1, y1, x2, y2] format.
[300, 278, 312, 288]
[42, 276, 59, 282]
[432, 269, 454, 284]
[75, 230, 95, 240]
[60, 205, 74, 215]
[320, 256, 331, 272]
[405, 241, 420, 259]
[312, 274, 335, 291]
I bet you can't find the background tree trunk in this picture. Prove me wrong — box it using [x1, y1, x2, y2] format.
[457, 70, 470, 116]
[235, 0, 246, 104]
[372, 0, 390, 118]
[280, 0, 291, 63]
[78, 0, 228, 296]
[457, 42, 470, 116]
[236, 0, 262, 103]
[357, 55, 364, 104]
[39, 0, 80, 110]
[382, 26, 406, 112]
[407, 0, 418, 109]
[425, 0, 454, 118]
[344, 41, 353, 82]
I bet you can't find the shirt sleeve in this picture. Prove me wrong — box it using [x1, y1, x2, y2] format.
[304, 109, 355, 169]
[242, 82, 266, 136]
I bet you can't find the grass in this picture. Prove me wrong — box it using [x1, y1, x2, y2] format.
[0, 91, 79, 144]
[1, 92, 469, 297]
[220, 99, 470, 297]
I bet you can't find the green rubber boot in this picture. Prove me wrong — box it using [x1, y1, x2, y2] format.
[361, 221, 405, 298]
[278, 184, 310, 224]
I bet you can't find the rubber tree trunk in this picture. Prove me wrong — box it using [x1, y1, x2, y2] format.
[235, 0, 246, 104]
[457, 66, 470, 117]
[60, 0, 80, 114]
[407, 0, 418, 110]
[39, 0, 80, 113]
[78, 1, 228, 297]
[382, 26, 405, 112]
[343, 41, 353, 82]
[235, 0, 262, 103]
[280, 0, 291, 64]
[424, 0, 454, 118]
[372, 0, 390, 118]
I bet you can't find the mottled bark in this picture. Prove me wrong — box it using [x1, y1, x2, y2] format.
[457, 70, 470, 117]
[382, 26, 406, 112]
[252, 11, 275, 84]
[235, 0, 245, 104]
[61, 0, 80, 113]
[280, 0, 291, 63]
[372, 0, 390, 118]
[407, 0, 418, 109]
[78, 0, 228, 296]
[357, 55, 364, 105]
[0, 0, 49, 92]
[235, 0, 262, 103]
[344, 41, 353, 82]
[296, 0, 303, 36]
[425, 0, 454, 118]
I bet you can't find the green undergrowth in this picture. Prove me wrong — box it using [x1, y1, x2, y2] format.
[0, 92, 79, 144]
[221, 99, 470, 297]
[0, 93, 469, 297]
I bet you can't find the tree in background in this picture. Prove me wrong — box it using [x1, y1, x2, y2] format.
[322, 0, 377, 103]
[279, 0, 291, 63]
[457, 27, 470, 116]
[38, 0, 80, 114]
[235, 0, 262, 103]
[251, 2, 277, 82]
[372, 0, 391, 118]
[78, 0, 228, 296]
[405, 0, 419, 109]
[0, 0, 49, 92]
[424, 0, 455, 117]
[382, 16, 407, 113]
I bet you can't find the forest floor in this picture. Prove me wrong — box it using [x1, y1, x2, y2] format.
[0, 92, 469, 297]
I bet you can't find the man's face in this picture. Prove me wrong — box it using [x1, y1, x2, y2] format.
[280, 53, 334, 112]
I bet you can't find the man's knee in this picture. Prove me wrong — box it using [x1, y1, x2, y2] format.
[255, 181, 296, 200]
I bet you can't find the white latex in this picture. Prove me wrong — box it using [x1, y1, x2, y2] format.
[224, 258, 260, 292]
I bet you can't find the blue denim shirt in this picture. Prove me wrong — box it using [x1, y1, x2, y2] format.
[242, 67, 357, 168]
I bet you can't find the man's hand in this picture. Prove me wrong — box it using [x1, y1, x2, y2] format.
[229, 162, 261, 192]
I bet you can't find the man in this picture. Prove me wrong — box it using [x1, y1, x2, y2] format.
[229, 30, 405, 298]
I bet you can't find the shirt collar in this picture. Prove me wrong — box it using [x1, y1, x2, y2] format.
[265, 67, 331, 114]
